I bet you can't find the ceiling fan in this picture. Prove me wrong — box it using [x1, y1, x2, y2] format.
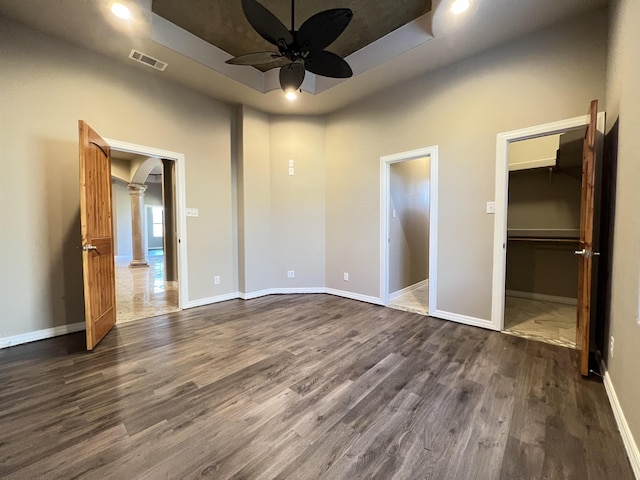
[226, 0, 354, 93]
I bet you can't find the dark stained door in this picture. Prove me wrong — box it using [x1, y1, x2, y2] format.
[575, 100, 598, 376]
[79, 120, 116, 350]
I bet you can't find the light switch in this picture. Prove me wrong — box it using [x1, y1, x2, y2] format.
[288, 167, 294, 176]
[186, 208, 199, 217]
[392, 209, 397, 218]
[486, 202, 495, 214]
[288, 159, 294, 167]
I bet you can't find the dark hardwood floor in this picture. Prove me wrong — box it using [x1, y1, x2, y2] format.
[0, 294, 633, 479]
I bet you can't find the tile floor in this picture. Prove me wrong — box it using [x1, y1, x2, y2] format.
[387, 281, 429, 316]
[387, 283, 576, 350]
[115, 251, 179, 324]
[503, 295, 577, 348]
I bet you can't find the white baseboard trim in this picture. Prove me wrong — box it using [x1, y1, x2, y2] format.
[389, 279, 429, 301]
[272, 287, 327, 295]
[239, 287, 383, 306]
[600, 361, 640, 479]
[325, 288, 384, 306]
[240, 287, 327, 300]
[184, 292, 240, 309]
[0, 322, 85, 349]
[506, 290, 577, 306]
[430, 309, 499, 331]
[3, 292, 492, 349]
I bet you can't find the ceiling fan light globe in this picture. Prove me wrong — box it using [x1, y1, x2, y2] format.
[111, 3, 131, 20]
[451, 0, 471, 15]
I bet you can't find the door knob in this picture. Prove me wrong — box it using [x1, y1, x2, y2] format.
[82, 244, 98, 252]
[574, 249, 599, 258]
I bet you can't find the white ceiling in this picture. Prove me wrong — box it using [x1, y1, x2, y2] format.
[0, 0, 607, 115]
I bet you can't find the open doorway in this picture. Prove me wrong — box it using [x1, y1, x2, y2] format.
[492, 109, 605, 343]
[503, 129, 585, 347]
[380, 146, 438, 316]
[108, 139, 187, 324]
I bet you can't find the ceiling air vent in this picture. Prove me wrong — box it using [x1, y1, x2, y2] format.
[128, 49, 168, 72]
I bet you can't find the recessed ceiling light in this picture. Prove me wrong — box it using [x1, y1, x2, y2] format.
[111, 3, 131, 20]
[451, 0, 470, 14]
[285, 91, 297, 101]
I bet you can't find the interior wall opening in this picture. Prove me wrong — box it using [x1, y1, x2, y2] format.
[503, 128, 586, 347]
[380, 146, 438, 318]
[386, 156, 431, 315]
[111, 150, 180, 323]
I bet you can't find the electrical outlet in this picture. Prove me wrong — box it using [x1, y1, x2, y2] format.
[486, 201, 495, 214]
[287, 270, 295, 278]
[610, 336, 614, 359]
[214, 276, 220, 285]
[343, 272, 349, 281]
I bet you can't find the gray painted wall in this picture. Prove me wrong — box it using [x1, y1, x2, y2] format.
[605, 0, 640, 456]
[325, 10, 607, 319]
[0, 17, 235, 336]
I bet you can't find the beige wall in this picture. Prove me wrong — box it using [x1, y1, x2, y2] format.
[389, 157, 430, 294]
[506, 163, 582, 299]
[506, 242, 579, 299]
[237, 106, 272, 294]
[605, 0, 640, 456]
[325, 10, 607, 318]
[112, 180, 133, 257]
[111, 158, 131, 183]
[145, 183, 163, 250]
[508, 169, 582, 232]
[0, 17, 235, 337]
[269, 116, 326, 288]
[236, 111, 326, 293]
[509, 134, 560, 170]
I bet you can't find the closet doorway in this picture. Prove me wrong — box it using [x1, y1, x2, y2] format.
[492, 104, 605, 374]
[380, 146, 439, 316]
[503, 129, 585, 347]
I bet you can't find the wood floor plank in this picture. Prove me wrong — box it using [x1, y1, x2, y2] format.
[0, 294, 634, 479]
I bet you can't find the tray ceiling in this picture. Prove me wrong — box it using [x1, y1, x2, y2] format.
[0, 0, 608, 114]
[152, 0, 432, 71]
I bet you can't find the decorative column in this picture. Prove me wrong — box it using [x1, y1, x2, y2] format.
[128, 183, 148, 268]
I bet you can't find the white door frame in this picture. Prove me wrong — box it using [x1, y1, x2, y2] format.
[380, 146, 439, 310]
[106, 138, 188, 311]
[491, 112, 605, 330]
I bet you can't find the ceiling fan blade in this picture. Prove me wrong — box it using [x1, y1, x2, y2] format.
[225, 51, 282, 66]
[279, 62, 306, 91]
[296, 8, 353, 52]
[242, 0, 293, 48]
[305, 51, 353, 78]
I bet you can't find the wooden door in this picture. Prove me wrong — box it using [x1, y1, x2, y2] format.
[79, 120, 116, 350]
[576, 100, 598, 376]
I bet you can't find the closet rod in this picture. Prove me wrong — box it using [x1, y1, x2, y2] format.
[507, 237, 579, 243]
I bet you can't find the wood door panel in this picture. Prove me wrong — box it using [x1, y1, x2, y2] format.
[79, 120, 116, 350]
[576, 100, 598, 376]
